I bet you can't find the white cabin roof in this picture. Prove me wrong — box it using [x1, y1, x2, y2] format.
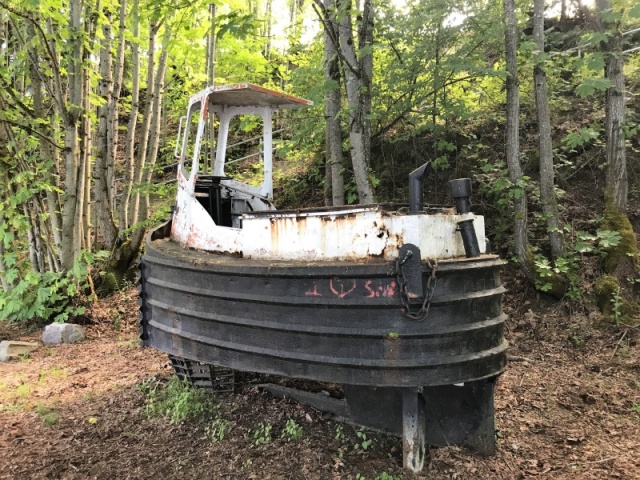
[203, 83, 313, 109]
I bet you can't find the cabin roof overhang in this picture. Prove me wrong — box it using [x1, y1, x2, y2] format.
[201, 83, 313, 109]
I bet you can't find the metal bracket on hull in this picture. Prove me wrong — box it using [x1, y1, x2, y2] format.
[396, 244, 438, 321]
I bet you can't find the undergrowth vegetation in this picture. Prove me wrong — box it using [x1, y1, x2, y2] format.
[140, 376, 218, 425]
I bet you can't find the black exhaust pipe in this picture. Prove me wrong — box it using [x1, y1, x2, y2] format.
[449, 178, 472, 214]
[449, 178, 480, 257]
[457, 220, 481, 258]
[409, 162, 432, 214]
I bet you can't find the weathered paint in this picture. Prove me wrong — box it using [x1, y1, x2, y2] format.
[242, 206, 485, 261]
[173, 199, 486, 260]
[171, 84, 310, 252]
[170, 84, 486, 260]
[403, 388, 426, 472]
[171, 185, 242, 254]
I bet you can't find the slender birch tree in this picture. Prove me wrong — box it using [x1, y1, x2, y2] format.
[533, 0, 563, 259]
[336, 0, 374, 203]
[503, 0, 534, 280]
[596, 0, 627, 212]
[322, 0, 345, 206]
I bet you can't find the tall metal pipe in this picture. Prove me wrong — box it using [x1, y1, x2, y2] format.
[408, 162, 431, 214]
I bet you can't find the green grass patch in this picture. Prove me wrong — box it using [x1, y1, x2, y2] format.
[140, 376, 217, 425]
[36, 405, 59, 426]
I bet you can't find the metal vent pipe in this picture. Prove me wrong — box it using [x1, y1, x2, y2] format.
[408, 162, 432, 214]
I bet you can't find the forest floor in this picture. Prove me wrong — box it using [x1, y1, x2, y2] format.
[0, 279, 639, 480]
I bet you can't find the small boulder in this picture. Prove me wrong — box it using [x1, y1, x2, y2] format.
[42, 323, 86, 345]
[0, 341, 39, 362]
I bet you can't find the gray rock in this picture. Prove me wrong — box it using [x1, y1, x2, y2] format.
[0, 341, 39, 361]
[42, 323, 86, 345]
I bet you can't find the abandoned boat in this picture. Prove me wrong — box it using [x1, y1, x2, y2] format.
[138, 83, 508, 472]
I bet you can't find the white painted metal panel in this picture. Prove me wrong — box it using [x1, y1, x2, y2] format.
[241, 206, 486, 261]
[171, 185, 242, 254]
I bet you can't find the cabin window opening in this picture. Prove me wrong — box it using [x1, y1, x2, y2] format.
[225, 114, 265, 188]
[181, 101, 202, 178]
[199, 111, 219, 174]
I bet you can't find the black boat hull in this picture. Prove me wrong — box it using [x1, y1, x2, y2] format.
[139, 222, 508, 387]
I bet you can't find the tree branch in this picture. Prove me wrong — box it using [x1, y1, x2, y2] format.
[373, 75, 473, 141]
[2, 6, 66, 115]
[311, 0, 360, 77]
[0, 116, 64, 150]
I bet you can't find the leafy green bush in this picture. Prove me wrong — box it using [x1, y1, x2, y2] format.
[0, 252, 92, 323]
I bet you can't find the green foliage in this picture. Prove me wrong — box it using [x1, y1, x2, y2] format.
[610, 286, 624, 324]
[562, 128, 600, 150]
[36, 405, 59, 427]
[531, 252, 572, 299]
[0, 252, 91, 323]
[601, 199, 638, 273]
[575, 77, 611, 97]
[594, 275, 639, 324]
[141, 376, 215, 425]
[569, 331, 585, 347]
[376, 473, 402, 480]
[477, 159, 532, 249]
[531, 229, 622, 300]
[273, 160, 325, 209]
[354, 428, 373, 451]
[280, 418, 303, 441]
[252, 421, 273, 447]
[595, 275, 620, 318]
[205, 418, 229, 444]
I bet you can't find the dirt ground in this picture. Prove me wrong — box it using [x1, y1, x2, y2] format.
[0, 284, 639, 480]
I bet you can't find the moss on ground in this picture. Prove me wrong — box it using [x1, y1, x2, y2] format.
[525, 249, 569, 299]
[601, 196, 638, 274]
[594, 275, 639, 324]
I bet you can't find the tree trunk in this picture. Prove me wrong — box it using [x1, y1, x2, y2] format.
[109, 0, 127, 213]
[24, 204, 40, 272]
[60, 0, 83, 270]
[264, 0, 273, 59]
[27, 22, 62, 259]
[104, 11, 175, 292]
[533, 0, 563, 259]
[119, 0, 140, 231]
[130, 20, 157, 227]
[337, 0, 374, 204]
[77, 4, 97, 254]
[95, 8, 118, 248]
[596, 0, 627, 212]
[357, 0, 373, 167]
[503, 0, 534, 280]
[0, 226, 9, 291]
[83, 140, 92, 251]
[142, 20, 173, 218]
[323, 0, 344, 206]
